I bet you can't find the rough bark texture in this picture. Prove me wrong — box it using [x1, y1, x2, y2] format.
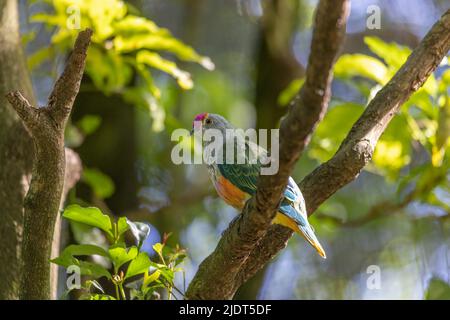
[5, 29, 92, 300]
[185, 0, 350, 299]
[237, 0, 305, 299]
[50, 149, 82, 299]
[234, 8, 450, 291]
[0, 0, 35, 299]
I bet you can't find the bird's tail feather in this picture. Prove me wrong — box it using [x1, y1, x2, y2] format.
[273, 212, 326, 259]
[297, 224, 327, 259]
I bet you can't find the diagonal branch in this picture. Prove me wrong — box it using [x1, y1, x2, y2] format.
[235, 8, 450, 289]
[47, 30, 92, 125]
[5, 90, 39, 131]
[185, 0, 350, 300]
[5, 28, 92, 299]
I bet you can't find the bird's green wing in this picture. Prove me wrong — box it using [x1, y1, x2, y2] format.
[217, 139, 264, 195]
[217, 162, 260, 195]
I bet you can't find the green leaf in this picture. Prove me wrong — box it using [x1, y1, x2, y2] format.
[117, 217, 129, 237]
[63, 205, 113, 237]
[64, 123, 85, 148]
[278, 78, 304, 106]
[364, 36, 411, 69]
[58, 244, 109, 258]
[82, 168, 115, 199]
[143, 270, 161, 289]
[122, 87, 165, 132]
[334, 54, 388, 84]
[309, 103, 365, 161]
[404, 90, 437, 119]
[108, 246, 138, 271]
[125, 252, 152, 279]
[85, 47, 133, 94]
[158, 267, 175, 283]
[423, 74, 439, 97]
[433, 95, 450, 166]
[27, 47, 52, 70]
[426, 278, 450, 300]
[152, 243, 163, 256]
[114, 34, 214, 69]
[70, 221, 109, 249]
[372, 140, 410, 173]
[86, 294, 116, 300]
[113, 15, 161, 35]
[77, 115, 102, 136]
[136, 51, 193, 89]
[127, 219, 150, 249]
[51, 245, 111, 280]
[372, 114, 412, 178]
[78, 261, 112, 279]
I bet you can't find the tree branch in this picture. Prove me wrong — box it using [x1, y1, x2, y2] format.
[5, 29, 92, 299]
[185, 0, 350, 300]
[47, 30, 92, 125]
[235, 8, 450, 289]
[4, 90, 39, 131]
[50, 148, 83, 299]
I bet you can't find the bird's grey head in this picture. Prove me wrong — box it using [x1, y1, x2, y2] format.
[191, 113, 234, 135]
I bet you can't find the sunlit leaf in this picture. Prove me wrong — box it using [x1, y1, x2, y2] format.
[27, 47, 53, 70]
[125, 252, 152, 279]
[113, 16, 162, 35]
[82, 168, 115, 199]
[136, 51, 193, 89]
[51, 244, 112, 280]
[143, 270, 161, 289]
[117, 217, 129, 237]
[309, 103, 365, 161]
[334, 54, 388, 84]
[63, 205, 113, 237]
[108, 246, 138, 271]
[152, 243, 163, 256]
[86, 294, 116, 300]
[432, 95, 450, 166]
[278, 78, 304, 106]
[426, 278, 450, 300]
[57, 244, 109, 258]
[373, 140, 410, 172]
[114, 33, 214, 69]
[364, 36, 411, 69]
[371, 114, 413, 178]
[77, 115, 102, 136]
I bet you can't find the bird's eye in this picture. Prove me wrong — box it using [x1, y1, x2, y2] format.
[205, 118, 212, 125]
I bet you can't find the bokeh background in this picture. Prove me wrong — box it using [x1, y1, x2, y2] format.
[19, 0, 450, 299]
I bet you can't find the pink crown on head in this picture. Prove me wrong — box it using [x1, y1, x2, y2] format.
[194, 113, 208, 122]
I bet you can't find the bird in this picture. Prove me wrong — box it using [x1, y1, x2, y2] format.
[191, 112, 326, 258]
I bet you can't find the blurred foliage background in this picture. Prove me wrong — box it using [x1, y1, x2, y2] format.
[19, 0, 450, 299]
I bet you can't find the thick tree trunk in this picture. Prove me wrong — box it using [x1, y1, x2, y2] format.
[0, 0, 35, 300]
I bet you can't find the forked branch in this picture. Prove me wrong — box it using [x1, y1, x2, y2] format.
[5, 29, 92, 299]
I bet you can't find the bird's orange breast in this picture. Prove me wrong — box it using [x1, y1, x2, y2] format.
[214, 176, 249, 210]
